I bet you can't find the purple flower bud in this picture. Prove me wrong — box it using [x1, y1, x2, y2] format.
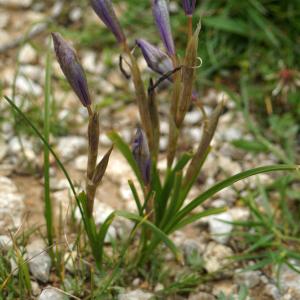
[152, 0, 175, 56]
[136, 39, 173, 75]
[90, 0, 125, 44]
[52, 32, 91, 107]
[182, 0, 196, 16]
[132, 127, 151, 185]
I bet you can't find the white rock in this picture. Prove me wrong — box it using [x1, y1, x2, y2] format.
[69, 7, 82, 22]
[31, 281, 41, 296]
[0, 176, 24, 231]
[279, 262, 300, 298]
[0, 235, 12, 251]
[38, 287, 68, 300]
[82, 51, 103, 74]
[188, 127, 202, 143]
[27, 241, 52, 283]
[74, 155, 87, 171]
[184, 110, 202, 125]
[222, 128, 242, 142]
[0, 12, 9, 28]
[0, 29, 10, 45]
[19, 44, 37, 64]
[203, 242, 233, 273]
[189, 292, 215, 300]
[0, 0, 32, 8]
[0, 138, 7, 161]
[234, 269, 261, 288]
[15, 76, 42, 96]
[229, 207, 250, 221]
[64, 251, 77, 274]
[118, 289, 154, 300]
[50, 178, 70, 191]
[208, 212, 233, 244]
[263, 284, 281, 300]
[99, 133, 113, 147]
[56, 136, 86, 162]
[19, 65, 43, 81]
[159, 136, 168, 151]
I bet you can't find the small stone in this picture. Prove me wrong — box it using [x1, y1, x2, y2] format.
[69, 7, 82, 22]
[222, 128, 242, 142]
[203, 242, 233, 273]
[234, 269, 260, 288]
[0, 138, 7, 162]
[0, 12, 9, 28]
[0, 235, 12, 251]
[132, 278, 141, 287]
[19, 65, 43, 81]
[0, 0, 32, 8]
[64, 251, 77, 274]
[31, 281, 41, 296]
[99, 133, 113, 147]
[15, 76, 42, 96]
[50, 178, 70, 191]
[56, 136, 86, 162]
[208, 212, 233, 244]
[118, 289, 154, 300]
[19, 44, 37, 64]
[82, 51, 103, 74]
[38, 287, 68, 300]
[263, 284, 281, 300]
[184, 110, 202, 125]
[279, 262, 300, 298]
[0, 176, 24, 231]
[154, 283, 164, 292]
[212, 280, 237, 297]
[229, 207, 250, 222]
[27, 241, 51, 283]
[182, 239, 205, 258]
[188, 127, 203, 143]
[159, 136, 168, 151]
[188, 292, 216, 300]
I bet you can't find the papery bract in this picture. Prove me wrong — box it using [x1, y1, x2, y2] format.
[52, 32, 91, 107]
[152, 0, 175, 56]
[91, 0, 125, 44]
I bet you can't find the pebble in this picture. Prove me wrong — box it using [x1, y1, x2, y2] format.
[221, 127, 242, 142]
[19, 65, 43, 81]
[203, 242, 233, 273]
[0, 11, 9, 28]
[82, 51, 103, 74]
[159, 136, 168, 151]
[184, 110, 202, 125]
[19, 44, 37, 64]
[0, 0, 32, 8]
[0, 235, 12, 251]
[56, 136, 86, 162]
[263, 284, 281, 300]
[182, 239, 205, 258]
[279, 262, 300, 298]
[0, 176, 24, 231]
[234, 269, 261, 288]
[15, 76, 42, 96]
[118, 289, 154, 300]
[27, 241, 52, 283]
[69, 7, 82, 22]
[188, 292, 216, 300]
[208, 212, 233, 244]
[38, 287, 69, 300]
[31, 281, 41, 296]
[0, 138, 7, 161]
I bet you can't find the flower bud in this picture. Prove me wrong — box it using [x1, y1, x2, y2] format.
[52, 32, 91, 107]
[152, 0, 175, 56]
[136, 39, 173, 75]
[182, 0, 196, 16]
[132, 127, 151, 185]
[90, 0, 126, 44]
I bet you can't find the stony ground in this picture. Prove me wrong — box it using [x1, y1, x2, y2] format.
[0, 1, 300, 300]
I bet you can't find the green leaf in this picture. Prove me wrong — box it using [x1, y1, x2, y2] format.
[172, 207, 227, 231]
[231, 139, 268, 152]
[173, 153, 193, 172]
[97, 212, 116, 266]
[108, 131, 144, 189]
[115, 210, 182, 263]
[128, 180, 143, 215]
[170, 165, 299, 231]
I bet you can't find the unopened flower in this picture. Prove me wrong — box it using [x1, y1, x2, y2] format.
[182, 0, 196, 16]
[136, 39, 173, 75]
[132, 127, 151, 185]
[52, 32, 91, 107]
[152, 0, 175, 56]
[90, 0, 125, 44]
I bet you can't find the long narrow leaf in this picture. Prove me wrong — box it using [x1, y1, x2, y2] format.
[115, 210, 182, 262]
[170, 165, 299, 230]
